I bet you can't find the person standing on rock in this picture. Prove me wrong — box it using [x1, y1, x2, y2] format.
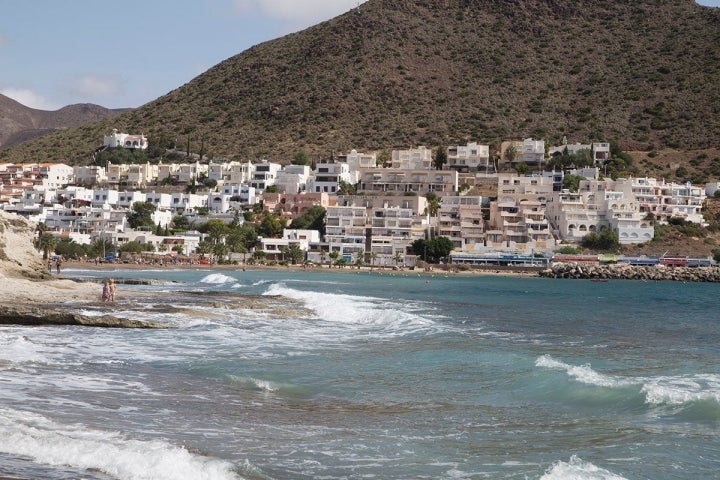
[108, 278, 117, 302]
[102, 279, 111, 302]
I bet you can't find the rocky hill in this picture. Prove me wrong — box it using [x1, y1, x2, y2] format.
[0, 94, 126, 150]
[1, 0, 719, 165]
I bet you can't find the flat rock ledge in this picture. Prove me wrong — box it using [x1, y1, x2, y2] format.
[539, 263, 720, 282]
[0, 305, 168, 328]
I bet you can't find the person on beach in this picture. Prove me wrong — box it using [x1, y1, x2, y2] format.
[55, 256, 62, 274]
[108, 278, 117, 302]
[102, 279, 111, 302]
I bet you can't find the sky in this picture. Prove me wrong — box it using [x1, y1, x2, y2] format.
[1, 0, 718, 111]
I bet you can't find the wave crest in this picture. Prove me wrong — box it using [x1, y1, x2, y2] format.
[0, 408, 244, 480]
[541, 455, 628, 480]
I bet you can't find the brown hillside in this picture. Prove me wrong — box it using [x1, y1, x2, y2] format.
[0, 94, 126, 149]
[1, 0, 719, 165]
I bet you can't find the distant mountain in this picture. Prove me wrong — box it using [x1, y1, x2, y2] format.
[2, 0, 719, 166]
[0, 94, 127, 150]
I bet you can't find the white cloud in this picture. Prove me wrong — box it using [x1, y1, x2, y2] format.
[233, 0, 367, 28]
[65, 75, 123, 99]
[0, 88, 60, 110]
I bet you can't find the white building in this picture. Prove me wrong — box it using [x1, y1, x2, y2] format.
[446, 143, 492, 173]
[250, 160, 281, 192]
[91, 189, 119, 208]
[357, 168, 458, 195]
[103, 129, 148, 150]
[107, 162, 158, 188]
[337, 149, 377, 174]
[628, 177, 706, 225]
[145, 192, 173, 210]
[310, 162, 352, 194]
[258, 229, 320, 262]
[221, 184, 258, 205]
[73, 165, 107, 186]
[392, 146, 433, 170]
[39, 163, 74, 189]
[438, 195, 485, 251]
[546, 179, 654, 245]
[117, 190, 147, 209]
[501, 138, 545, 166]
[549, 140, 610, 165]
[276, 164, 311, 193]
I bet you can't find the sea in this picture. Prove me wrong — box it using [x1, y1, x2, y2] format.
[0, 267, 718, 480]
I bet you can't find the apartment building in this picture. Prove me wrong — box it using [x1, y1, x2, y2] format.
[357, 168, 458, 195]
[263, 192, 335, 219]
[627, 177, 705, 225]
[250, 160, 281, 191]
[446, 143, 492, 173]
[391, 146, 433, 170]
[310, 162, 352, 193]
[275, 164, 311, 194]
[437, 195, 485, 251]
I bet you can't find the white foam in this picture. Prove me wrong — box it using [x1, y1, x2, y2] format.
[535, 355, 633, 388]
[541, 456, 628, 480]
[0, 333, 46, 364]
[536, 356, 720, 408]
[641, 374, 720, 406]
[200, 273, 237, 284]
[262, 282, 438, 335]
[0, 408, 244, 480]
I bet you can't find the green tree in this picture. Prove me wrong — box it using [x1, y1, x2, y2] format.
[202, 177, 218, 190]
[171, 215, 190, 231]
[581, 226, 619, 251]
[292, 151, 310, 165]
[289, 205, 326, 235]
[127, 201, 156, 230]
[504, 144, 517, 163]
[185, 177, 198, 194]
[411, 237, 453, 263]
[425, 192, 441, 217]
[196, 240, 213, 256]
[199, 219, 229, 245]
[284, 243, 304, 265]
[338, 180, 356, 195]
[434, 146, 447, 170]
[55, 238, 87, 259]
[370, 251, 378, 270]
[393, 250, 404, 267]
[514, 162, 530, 175]
[377, 149, 391, 167]
[355, 249, 365, 268]
[258, 211, 285, 238]
[562, 174, 584, 192]
[320, 249, 328, 268]
[119, 241, 150, 254]
[35, 232, 57, 260]
[329, 250, 340, 268]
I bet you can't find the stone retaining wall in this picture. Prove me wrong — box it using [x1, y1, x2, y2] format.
[539, 263, 720, 282]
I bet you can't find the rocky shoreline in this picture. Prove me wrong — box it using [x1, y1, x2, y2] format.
[539, 263, 720, 282]
[0, 304, 168, 328]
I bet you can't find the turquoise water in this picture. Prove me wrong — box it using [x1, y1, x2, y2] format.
[0, 268, 718, 479]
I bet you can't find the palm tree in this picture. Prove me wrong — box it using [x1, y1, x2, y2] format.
[329, 250, 340, 268]
[355, 249, 365, 269]
[370, 251, 378, 271]
[320, 249, 327, 268]
[35, 232, 57, 260]
[393, 251, 404, 268]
